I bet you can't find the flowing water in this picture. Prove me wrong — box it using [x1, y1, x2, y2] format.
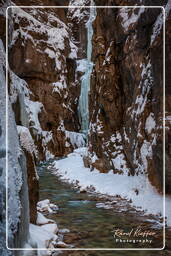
[37, 162, 171, 255]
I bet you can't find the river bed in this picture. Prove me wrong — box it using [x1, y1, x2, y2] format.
[37, 162, 171, 255]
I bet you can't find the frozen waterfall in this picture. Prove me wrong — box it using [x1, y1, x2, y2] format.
[78, 1, 96, 135]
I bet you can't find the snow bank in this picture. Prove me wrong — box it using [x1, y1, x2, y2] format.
[36, 212, 55, 225]
[29, 224, 57, 255]
[52, 148, 171, 226]
[28, 199, 71, 253]
[37, 199, 59, 213]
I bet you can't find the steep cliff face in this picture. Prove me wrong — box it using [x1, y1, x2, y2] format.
[8, 1, 86, 162]
[88, 0, 171, 193]
[1, 0, 89, 251]
[0, 1, 39, 252]
[0, 38, 29, 253]
[1, 0, 171, 252]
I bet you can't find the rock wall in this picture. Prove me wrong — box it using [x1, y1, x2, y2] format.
[88, 0, 171, 194]
[8, 0, 87, 162]
[0, 1, 39, 252]
[0, 0, 89, 252]
[1, 0, 171, 252]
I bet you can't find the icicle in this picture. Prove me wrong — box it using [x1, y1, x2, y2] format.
[78, 0, 96, 136]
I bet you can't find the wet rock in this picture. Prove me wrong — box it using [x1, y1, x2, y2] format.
[64, 233, 80, 244]
[83, 155, 91, 168]
[88, 0, 171, 194]
[79, 188, 87, 193]
[17, 126, 39, 224]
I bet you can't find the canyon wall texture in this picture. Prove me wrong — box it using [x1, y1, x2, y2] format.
[0, 0, 171, 253]
[8, 0, 87, 162]
[88, 0, 171, 194]
[0, 0, 88, 252]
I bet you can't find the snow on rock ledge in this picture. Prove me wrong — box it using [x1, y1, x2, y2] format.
[17, 125, 37, 156]
[37, 199, 59, 214]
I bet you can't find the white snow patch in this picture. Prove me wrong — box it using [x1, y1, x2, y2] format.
[68, 0, 90, 22]
[37, 212, 55, 225]
[145, 113, 156, 134]
[76, 59, 88, 73]
[140, 140, 153, 172]
[41, 224, 58, 235]
[17, 125, 37, 155]
[37, 199, 59, 214]
[151, 1, 171, 44]
[119, 7, 145, 31]
[28, 224, 57, 255]
[65, 130, 86, 148]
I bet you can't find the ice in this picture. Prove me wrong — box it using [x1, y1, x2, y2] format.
[78, 1, 96, 135]
[65, 130, 86, 148]
[0, 38, 29, 249]
[59, 228, 70, 234]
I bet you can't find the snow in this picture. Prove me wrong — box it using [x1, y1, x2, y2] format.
[68, 0, 90, 22]
[151, 1, 171, 44]
[52, 78, 67, 94]
[27, 101, 43, 132]
[76, 59, 88, 73]
[111, 153, 128, 173]
[37, 199, 59, 213]
[17, 125, 37, 155]
[140, 140, 152, 172]
[119, 7, 145, 31]
[96, 202, 113, 210]
[130, 61, 153, 121]
[65, 130, 86, 148]
[10, 66, 55, 160]
[145, 113, 156, 134]
[41, 224, 58, 234]
[55, 241, 68, 248]
[28, 200, 72, 252]
[69, 40, 78, 59]
[10, 6, 77, 72]
[59, 228, 70, 234]
[37, 212, 55, 225]
[52, 148, 171, 226]
[29, 224, 57, 255]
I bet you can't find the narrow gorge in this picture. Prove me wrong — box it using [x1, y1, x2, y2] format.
[0, 0, 171, 255]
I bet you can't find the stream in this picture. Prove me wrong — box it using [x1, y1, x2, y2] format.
[38, 162, 171, 255]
